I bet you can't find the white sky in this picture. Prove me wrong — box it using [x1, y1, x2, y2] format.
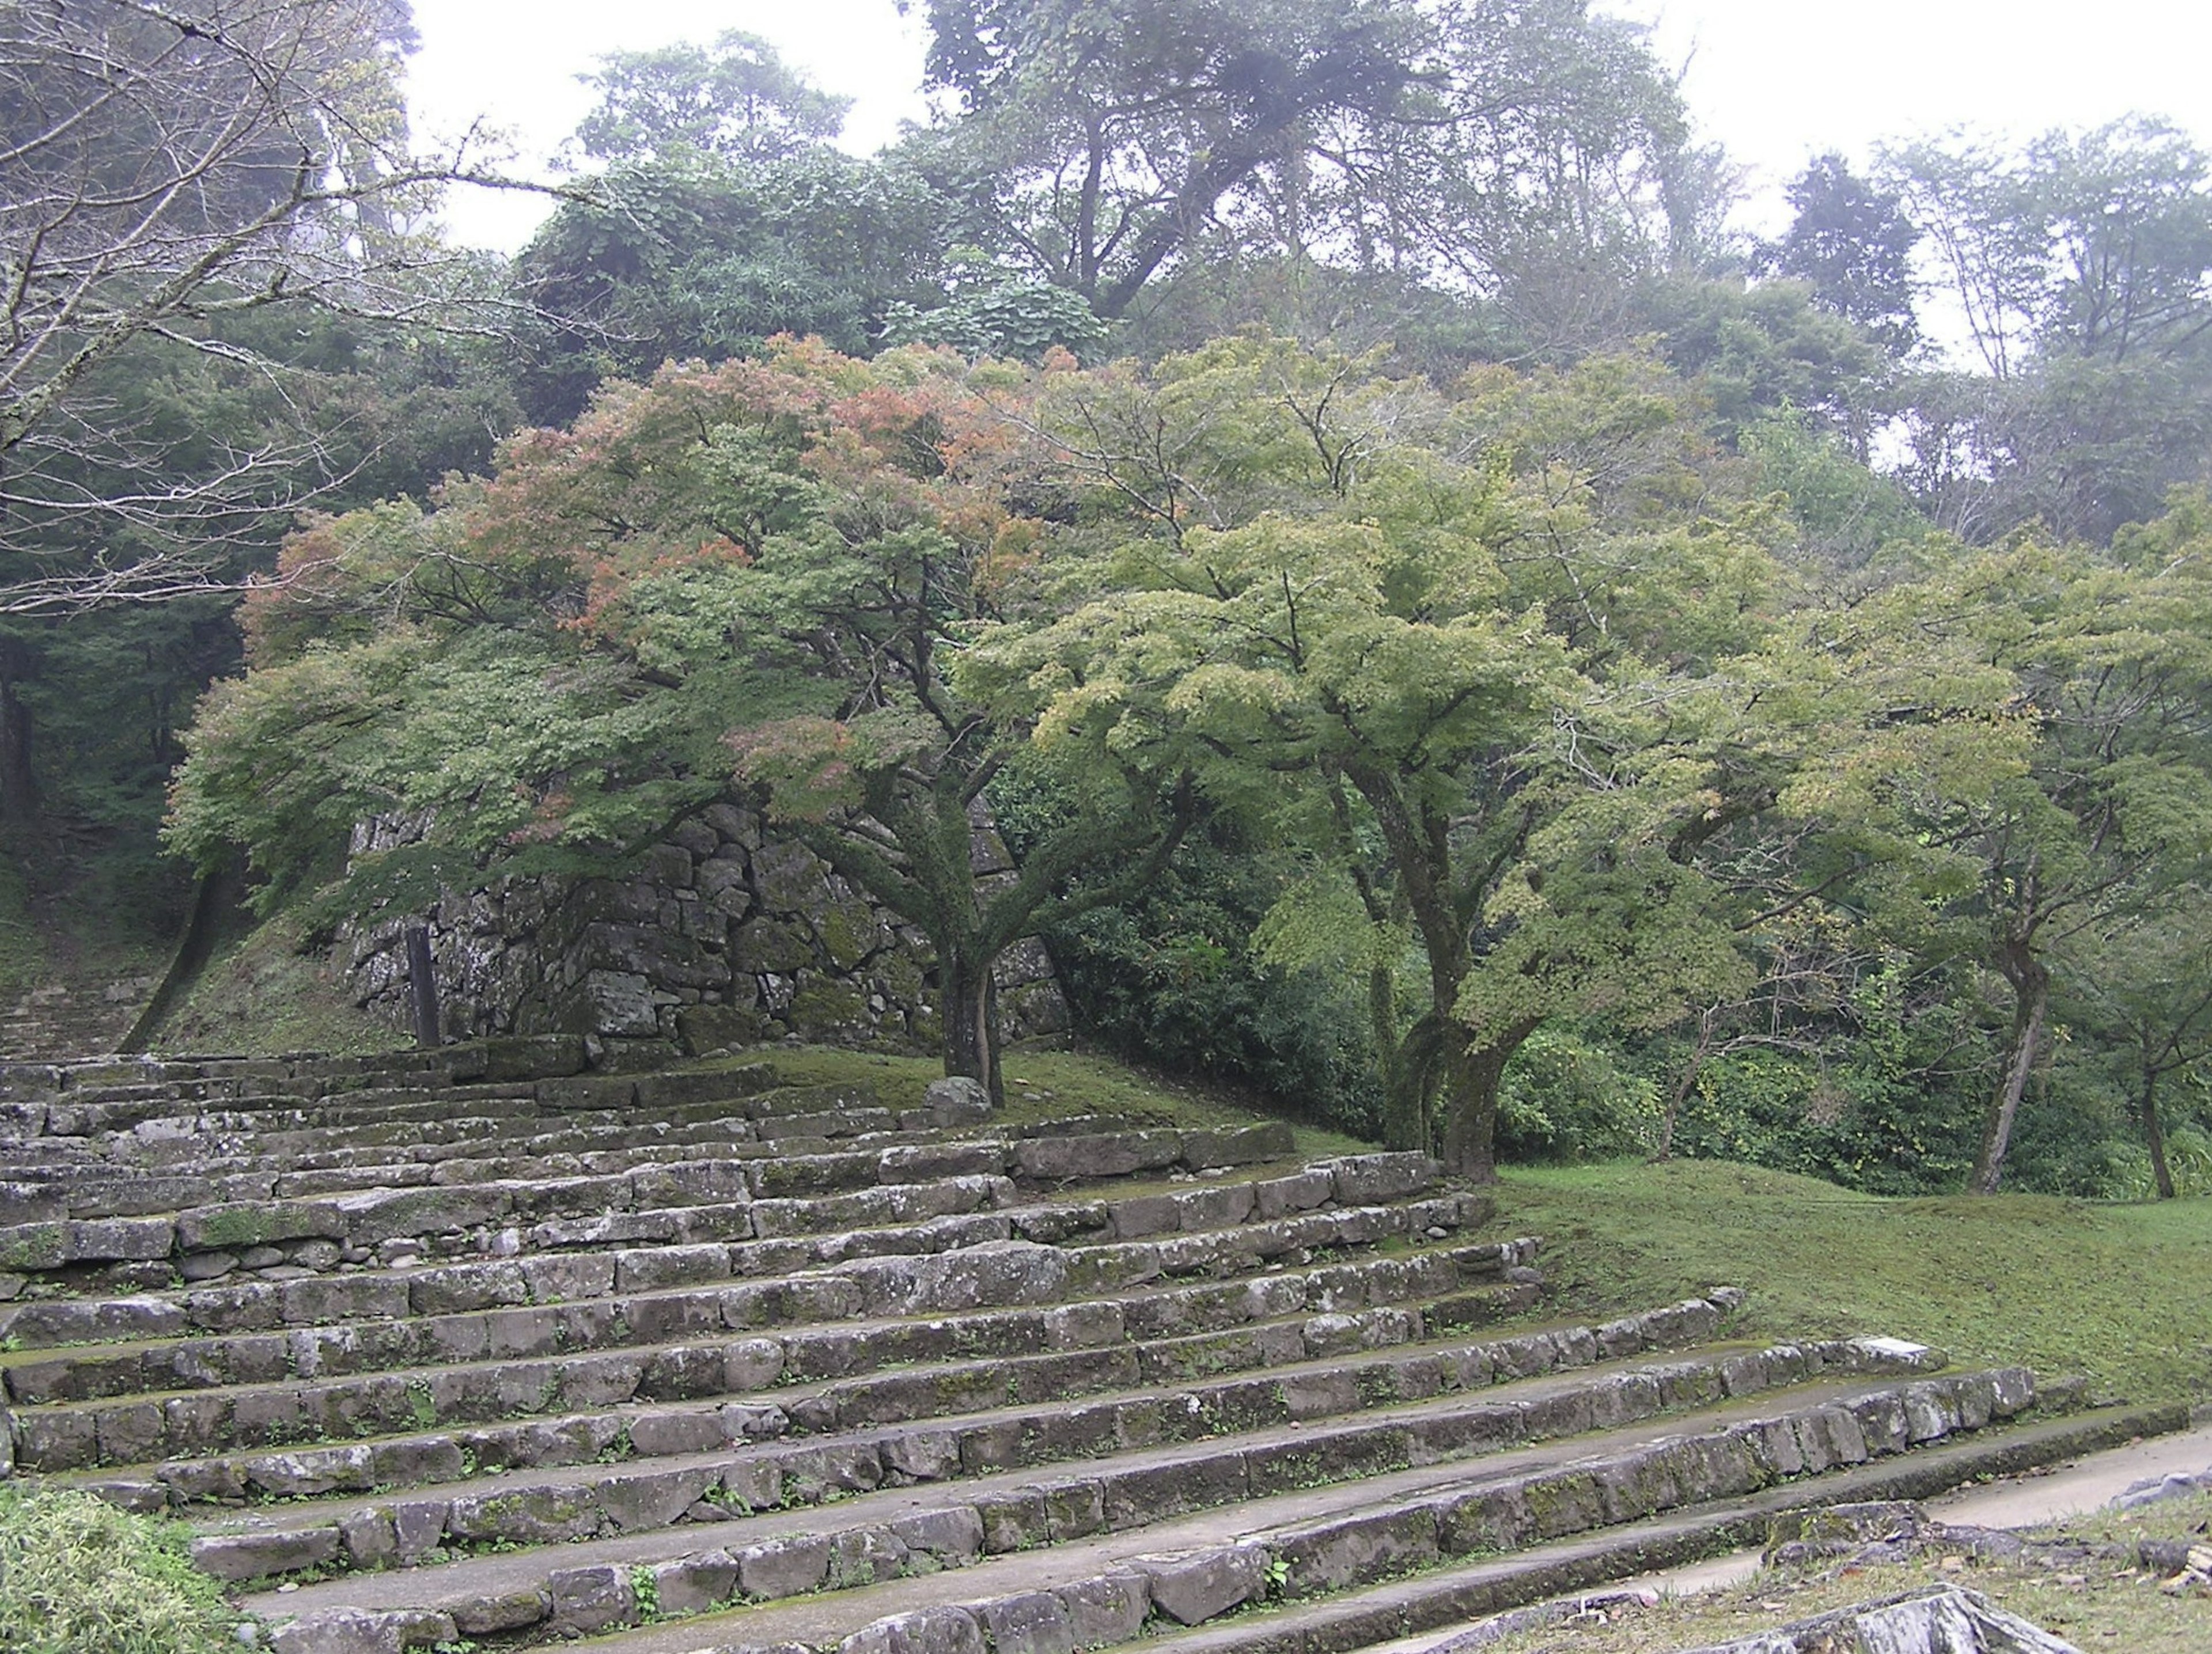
[406, 0, 2212, 253]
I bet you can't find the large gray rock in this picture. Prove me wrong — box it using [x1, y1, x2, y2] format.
[1674, 1585, 2080, 1653]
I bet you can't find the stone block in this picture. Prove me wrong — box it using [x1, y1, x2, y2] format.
[924, 1076, 993, 1125]
[653, 1549, 741, 1617]
[736, 1531, 834, 1599]
[268, 1610, 407, 1654]
[547, 1565, 637, 1636]
[980, 1592, 1075, 1654]
[62, 1217, 175, 1263]
[176, 1200, 344, 1254]
[451, 1589, 551, 1636]
[1139, 1545, 1270, 1626]
[1327, 1152, 1437, 1205]
[1277, 1506, 1440, 1596]
[829, 1526, 911, 1588]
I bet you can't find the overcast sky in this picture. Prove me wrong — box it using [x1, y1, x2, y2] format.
[406, 0, 2212, 252]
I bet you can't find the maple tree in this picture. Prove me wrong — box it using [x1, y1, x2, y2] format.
[171, 341, 1192, 1098]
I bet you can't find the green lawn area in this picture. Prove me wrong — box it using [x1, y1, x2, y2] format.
[1493, 1159, 2212, 1403]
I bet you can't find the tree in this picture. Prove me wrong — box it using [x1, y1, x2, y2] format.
[908, 0, 1694, 327]
[970, 340, 1778, 1178]
[169, 342, 1193, 1100]
[2064, 889, 2212, 1198]
[509, 149, 959, 426]
[1, 0, 512, 609]
[1770, 528, 2212, 1193]
[569, 32, 853, 166]
[1882, 121, 2212, 544]
[1764, 154, 1922, 359]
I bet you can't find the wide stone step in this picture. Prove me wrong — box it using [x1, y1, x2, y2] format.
[244, 1363, 2062, 1653]
[1046, 1401, 2190, 1654]
[1, 1187, 1494, 1408]
[6, 1225, 1525, 1473]
[183, 1307, 1844, 1587]
[0, 1122, 1312, 1288]
[78, 1274, 1541, 1519]
[0, 1149, 1424, 1357]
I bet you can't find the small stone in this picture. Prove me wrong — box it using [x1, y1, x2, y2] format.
[237, 1246, 285, 1270]
[180, 1251, 239, 1282]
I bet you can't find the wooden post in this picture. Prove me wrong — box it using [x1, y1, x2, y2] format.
[405, 926, 441, 1048]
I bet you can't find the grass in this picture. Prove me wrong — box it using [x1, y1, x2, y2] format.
[745, 1042, 1375, 1157]
[1492, 1159, 2212, 1403]
[153, 913, 391, 1056]
[0, 1486, 245, 1653]
[1476, 1490, 2212, 1653]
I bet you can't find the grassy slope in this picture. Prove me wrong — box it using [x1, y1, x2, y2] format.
[1494, 1160, 2212, 1402]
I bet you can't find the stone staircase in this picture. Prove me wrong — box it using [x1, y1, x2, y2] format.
[0, 1039, 2184, 1654]
[0, 970, 157, 1061]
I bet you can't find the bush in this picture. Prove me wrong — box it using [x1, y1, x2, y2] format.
[1043, 833, 1383, 1136]
[0, 1486, 242, 1653]
[1495, 1027, 1661, 1163]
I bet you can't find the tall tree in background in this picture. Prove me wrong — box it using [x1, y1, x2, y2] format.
[0, 0, 505, 604]
[1765, 154, 1922, 359]
[911, 0, 1695, 333]
[1883, 120, 2212, 544]
[568, 31, 853, 166]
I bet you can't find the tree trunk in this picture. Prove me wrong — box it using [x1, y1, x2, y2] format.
[1969, 953, 2048, 1194]
[2140, 1065, 2176, 1200]
[1373, 974, 1432, 1155]
[1439, 1018, 1542, 1183]
[1655, 1006, 1720, 1163]
[940, 951, 1003, 1109]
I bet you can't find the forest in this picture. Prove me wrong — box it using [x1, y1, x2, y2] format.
[8, 0, 2212, 1199]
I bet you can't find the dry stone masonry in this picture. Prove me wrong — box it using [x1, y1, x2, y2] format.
[0, 1038, 2188, 1654]
[347, 801, 1067, 1057]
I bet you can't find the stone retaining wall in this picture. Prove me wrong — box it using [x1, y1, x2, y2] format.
[346, 801, 1067, 1055]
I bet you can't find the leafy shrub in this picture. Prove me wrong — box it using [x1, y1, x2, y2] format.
[0, 1486, 241, 1653]
[1494, 1027, 1661, 1163]
[1044, 834, 1383, 1136]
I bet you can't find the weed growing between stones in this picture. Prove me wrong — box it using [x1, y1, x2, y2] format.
[0, 1485, 243, 1653]
[631, 1563, 662, 1622]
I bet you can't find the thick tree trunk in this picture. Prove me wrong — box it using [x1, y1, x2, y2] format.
[1439, 1018, 1542, 1183]
[1371, 968, 1428, 1153]
[940, 951, 1003, 1109]
[2140, 1065, 2176, 1200]
[1969, 952, 2048, 1194]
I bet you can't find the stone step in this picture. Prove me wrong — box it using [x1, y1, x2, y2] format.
[1, 1187, 1496, 1406]
[55, 1075, 903, 1155]
[1032, 1400, 2187, 1654]
[0, 1122, 1311, 1287]
[0, 1149, 1417, 1352]
[19, 1076, 919, 1164]
[90, 1264, 1558, 1522]
[244, 1364, 2070, 1653]
[6, 1226, 1527, 1473]
[181, 1309, 1843, 1587]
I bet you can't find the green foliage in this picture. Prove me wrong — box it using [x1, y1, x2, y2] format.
[1493, 1027, 1660, 1163]
[571, 31, 851, 165]
[1044, 829, 1385, 1135]
[510, 152, 957, 423]
[881, 280, 1106, 364]
[0, 1486, 241, 1653]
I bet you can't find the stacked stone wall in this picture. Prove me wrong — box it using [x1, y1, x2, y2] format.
[347, 801, 1066, 1055]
